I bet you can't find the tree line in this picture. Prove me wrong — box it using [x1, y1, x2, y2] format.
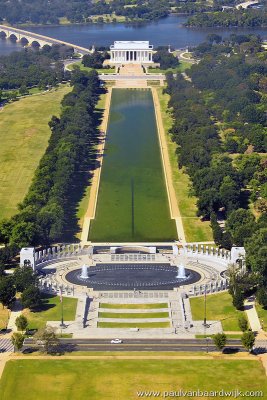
[0, 44, 73, 94]
[0, 0, 170, 25]
[0, 69, 104, 249]
[165, 34, 267, 305]
[186, 8, 267, 28]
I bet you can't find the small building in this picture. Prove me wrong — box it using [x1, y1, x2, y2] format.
[110, 41, 154, 64]
[20, 247, 36, 270]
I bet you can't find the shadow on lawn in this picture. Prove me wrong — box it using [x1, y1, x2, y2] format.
[31, 293, 57, 313]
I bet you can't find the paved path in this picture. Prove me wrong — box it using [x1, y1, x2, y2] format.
[7, 299, 22, 332]
[244, 297, 262, 332]
[151, 87, 186, 243]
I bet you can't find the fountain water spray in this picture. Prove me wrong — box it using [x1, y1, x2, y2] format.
[176, 263, 186, 279]
[80, 264, 89, 279]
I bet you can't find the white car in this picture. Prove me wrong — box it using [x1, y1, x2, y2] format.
[110, 339, 123, 344]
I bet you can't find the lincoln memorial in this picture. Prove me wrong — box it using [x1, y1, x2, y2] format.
[109, 41, 154, 64]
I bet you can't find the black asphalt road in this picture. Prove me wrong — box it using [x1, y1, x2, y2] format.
[23, 338, 244, 353]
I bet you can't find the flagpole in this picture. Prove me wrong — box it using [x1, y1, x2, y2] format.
[60, 287, 65, 328]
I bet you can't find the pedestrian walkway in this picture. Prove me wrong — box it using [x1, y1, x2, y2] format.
[7, 299, 22, 332]
[244, 297, 261, 332]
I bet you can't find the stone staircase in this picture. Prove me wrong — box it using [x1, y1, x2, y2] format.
[119, 63, 144, 76]
[116, 80, 147, 88]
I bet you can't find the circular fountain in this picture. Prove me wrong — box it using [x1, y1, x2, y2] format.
[65, 263, 201, 290]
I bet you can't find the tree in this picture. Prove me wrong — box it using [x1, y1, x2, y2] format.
[232, 288, 244, 310]
[213, 333, 227, 351]
[0, 276, 16, 307]
[21, 285, 41, 310]
[238, 314, 248, 332]
[0, 219, 13, 245]
[226, 209, 255, 246]
[257, 287, 267, 309]
[13, 266, 37, 292]
[15, 315, 28, 332]
[34, 326, 60, 354]
[245, 228, 267, 287]
[241, 331, 255, 352]
[210, 212, 223, 245]
[11, 332, 25, 352]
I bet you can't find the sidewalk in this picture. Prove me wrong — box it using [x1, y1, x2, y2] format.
[244, 297, 261, 332]
[7, 299, 22, 332]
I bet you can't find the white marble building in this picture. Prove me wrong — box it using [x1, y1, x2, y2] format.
[110, 41, 154, 64]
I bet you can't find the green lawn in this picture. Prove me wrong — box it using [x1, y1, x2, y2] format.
[0, 359, 266, 400]
[98, 312, 169, 319]
[23, 294, 77, 330]
[68, 61, 115, 74]
[148, 61, 192, 74]
[97, 321, 170, 328]
[0, 305, 9, 330]
[0, 85, 71, 221]
[190, 292, 245, 331]
[99, 303, 168, 309]
[156, 88, 213, 242]
[256, 303, 267, 330]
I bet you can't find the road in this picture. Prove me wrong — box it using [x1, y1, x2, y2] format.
[23, 338, 244, 353]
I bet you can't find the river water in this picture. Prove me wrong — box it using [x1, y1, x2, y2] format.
[1, 15, 267, 55]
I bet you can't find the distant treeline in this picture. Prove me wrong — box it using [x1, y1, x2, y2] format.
[0, 69, 103, 248]
[0, 0, 170, 24]
[166, 33, 267, 244]
[0, 45, 73, 91]
[186, 9, 267, 28]
[166, 34, 267, 290]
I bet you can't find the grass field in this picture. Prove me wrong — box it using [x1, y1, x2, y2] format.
[256, 303, 267, 330]
[157, 88, 213, 242]
[23, 294, 77, 330]
[68, 61, 115, 74]
[0, 85, 71, 221]
[190, 292, 244, 331]
[0, 305, 9, 330]
[0, 359, 266, 399]
[99, 303, 168, 309]
[97, 321, 170, 328]
[98, 312, 169, 319]
[148, 61, 192, 74]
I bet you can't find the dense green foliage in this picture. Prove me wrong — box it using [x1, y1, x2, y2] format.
[166, 35, 267, 292]
[0, 0, 170, 24]
[21, 285, 41, 309]
[0, 276, 16, 307]
[82, 50, 109, 69]
[0, 45, 72, 90]
[11, 332, 25, 351]
[15, 315, 28, 332]
[153, 47, 180, 70]
[186, 9, 267, 28]
[213, 333, 227, 351]
[0, 69, 103, 248]
[241, 331, 255, 351]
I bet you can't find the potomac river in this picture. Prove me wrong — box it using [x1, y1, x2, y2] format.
[1, 15, 267, 55]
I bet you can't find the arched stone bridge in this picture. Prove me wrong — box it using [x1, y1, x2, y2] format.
[0, 25, 91, 54]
